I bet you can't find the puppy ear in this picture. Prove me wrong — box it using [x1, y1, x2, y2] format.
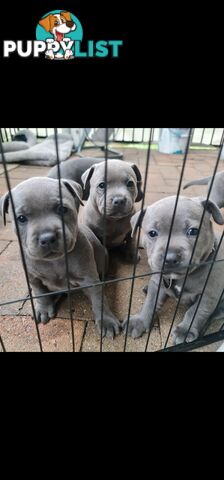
[81, 166, 95, 190]
[39, 15, 52, 32]
[61, 11, 72, 21]
[201, 199, 224, 225]
[0, 192, 9, 226]
[62, 180, 84, 206]
[130, 164, 144, 202]
[131, 209, 146, 237]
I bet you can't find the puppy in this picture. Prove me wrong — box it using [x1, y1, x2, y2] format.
[124, 196, 224, 344]
[0, 177, 120, 338]
[48, 157, 115, 200]
[49, 158, 144, 262]
[184, 171, 224, 208]
[39, 11, 76, 59]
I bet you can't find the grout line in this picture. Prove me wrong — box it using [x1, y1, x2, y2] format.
[0, 164, 20, 176]
[18, 293, 30, 313]
[0, 240, 12, 256]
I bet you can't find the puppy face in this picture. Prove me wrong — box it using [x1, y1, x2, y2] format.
[82, 160, 142, 219]
[1, 177, 83, 261]
[39, 12, 76, 41]
[132, 196, 224, 278]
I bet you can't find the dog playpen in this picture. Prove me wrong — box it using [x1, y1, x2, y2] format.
[1, 128, 224, 147]
[0, 127, 224, 352]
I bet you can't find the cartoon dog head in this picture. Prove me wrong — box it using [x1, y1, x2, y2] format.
[39, 11, 76, 41]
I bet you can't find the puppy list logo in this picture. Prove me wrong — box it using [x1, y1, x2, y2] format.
[3, 9, 123, 60]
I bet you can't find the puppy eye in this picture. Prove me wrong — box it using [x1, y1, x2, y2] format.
[98, 182, 106, 190]
[54, 21, 59, 25]
[57, 205, 68, 215]
[187, 227, 199, 237]
[148, 230, 158, 238]
[17, 215, 28, 224]
[127, 180, 135, 188]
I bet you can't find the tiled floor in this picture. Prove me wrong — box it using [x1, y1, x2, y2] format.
[1, 146, 224, 352]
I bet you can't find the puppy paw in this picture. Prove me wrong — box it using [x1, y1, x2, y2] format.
[45, 50, 54, 60]
[33, 302, 56, 325]
[96, 315, 121, 339]
[172, 325, 199, 345]
[64, 50, 72, 59]
[122, 315, 147, 339]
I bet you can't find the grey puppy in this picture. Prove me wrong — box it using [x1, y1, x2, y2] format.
[49, 158, 143, 261]
[124, 196, 224, 344]
[0, 177, 120, 338]
[48, 157, 114, 200]
[184, 171, 224, 208]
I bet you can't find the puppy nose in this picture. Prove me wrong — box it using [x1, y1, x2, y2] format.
[165, 251, 181, 267]
[112, 196, 126, 207]
[39, 232, 56, 247]
[66, 20, 74, 27]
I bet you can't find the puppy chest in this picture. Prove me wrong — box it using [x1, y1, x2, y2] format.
[164, 278, 199, 304]
[106, 232, 127, 247]
[30, 266, 80, 292]
[102, 223, 130, 246]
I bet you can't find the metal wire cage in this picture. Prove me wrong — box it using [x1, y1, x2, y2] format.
[0, 128, 224, 352]
[1, 128, 224, 146]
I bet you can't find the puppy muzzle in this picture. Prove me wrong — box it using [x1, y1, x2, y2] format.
[99, 196, 133, 218]
[28, 230, 75, 259]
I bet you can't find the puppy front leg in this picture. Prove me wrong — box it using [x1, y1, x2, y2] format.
[45, 49, 54, 60]
[83, 283, 121, 338]
[172, 298, 212, 345]
[31, 278, 61, 324]
[64, 50, 72, 59]
[45, 40, 55, 59]
[124, 278, 167, 338]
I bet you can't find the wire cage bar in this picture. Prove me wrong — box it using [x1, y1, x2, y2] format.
[0, 127, 224, 352]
